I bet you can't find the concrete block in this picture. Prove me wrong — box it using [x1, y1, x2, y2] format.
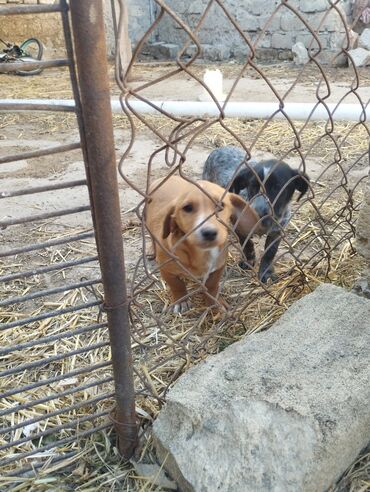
[203, 44, 231, 61]
[316, 50, 348, 66]
[144, 42, 179, 60]
[249, 0, 270, 16]
[277, 50, 293, 61]
[153, 284, 370, 492]
[348, 47, 370, 67]
[281, 13, 306, 32]
[188, 0, 205, 15]
[24, 0, 38, 4]
[300, 0, 329, 13]
[256, 13, 282, 32]
[259, 34, 272, 49]
[295, 32, 329, 50]
[310, 9, 347, 32]
[271, 32, 293, 49]
[236, 11, 281, 32]
[359, 28, 370, 50]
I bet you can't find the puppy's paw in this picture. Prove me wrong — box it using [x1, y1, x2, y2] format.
[259, 269, 278, 284]
[145, 246, 156, 261]
[238, 259, 255, 270]
[171, 300, 192, 314]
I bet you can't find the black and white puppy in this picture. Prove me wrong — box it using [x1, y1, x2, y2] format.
[202, 146, 310, 282]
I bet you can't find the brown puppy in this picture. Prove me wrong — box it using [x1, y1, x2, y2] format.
[145, 176, 259, 313]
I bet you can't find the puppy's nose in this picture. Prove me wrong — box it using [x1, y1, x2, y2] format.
[201, 228, 218, 242]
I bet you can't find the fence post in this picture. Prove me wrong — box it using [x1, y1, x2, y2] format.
[69, 0, 137, 458]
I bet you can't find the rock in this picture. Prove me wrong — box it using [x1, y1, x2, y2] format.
[348, 47, 370, 67]
[359, 28, 370, 50]
[144, 42, 179, 60]
[349, 29, 360, 49]
[292, 42, 309, 65]
[153, 284, 370, 492]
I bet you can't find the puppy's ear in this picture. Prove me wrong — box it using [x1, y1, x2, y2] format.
[230, 168, 251, 194]
[162, 205, 176, 239]
[292, 170, 310, 202]
[228, 193, 260, 235]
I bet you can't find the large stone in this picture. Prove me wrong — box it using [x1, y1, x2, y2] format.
[359, 28, 370, 50]
[348, 47, 370, 67]
[153, 284, 370, 492]
[292, 41, 309, 64]
[144, 42, 179, 60]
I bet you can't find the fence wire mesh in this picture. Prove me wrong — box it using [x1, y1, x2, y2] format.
[114, 0, 368, 418]
[0, 0, 369, 490]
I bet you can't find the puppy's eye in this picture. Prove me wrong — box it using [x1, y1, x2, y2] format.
[182, 203, 193, 213]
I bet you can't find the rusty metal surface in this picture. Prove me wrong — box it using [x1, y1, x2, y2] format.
[0, 142, 80, 165]
[0, 0, 122, 478]
[0, 101, 75, 112]
[69, 0, 137, 459]
[0, 58, 69, 73]
[0, 4, 62, 15]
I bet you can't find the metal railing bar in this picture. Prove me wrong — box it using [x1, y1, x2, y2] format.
[0, 179, 87, 199]
[0, 321, 107, 356]
[0, 102, 75, 112]
[0, 205, 91, 228]
[0, 142, 81, 166]
[0, 300, 101, 331]
[0, 4, 64, 15]
[0, 410, 110, 452]
[0, 255, 98, 283]
[0, 231, 95, 258]
[0, 340, 109, 378]
[0, 422, 111, 468]
[0, 277, 101, 307]
[0, 392, 114, 435]
[0, 58, 70, 74]
[0, 376, 113, 418]
[3, 451, 77, 478]
[1, 361, 111, 399]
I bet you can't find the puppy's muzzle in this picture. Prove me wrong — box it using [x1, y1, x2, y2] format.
[201, 227, 218, 242]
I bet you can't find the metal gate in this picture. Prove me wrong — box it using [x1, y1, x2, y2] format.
[0, 0, 136, 484]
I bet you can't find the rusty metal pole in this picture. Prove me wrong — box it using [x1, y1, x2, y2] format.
[69, 0, 137, 458]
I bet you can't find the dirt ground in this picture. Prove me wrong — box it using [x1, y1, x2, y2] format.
[1, 61, 369, 490]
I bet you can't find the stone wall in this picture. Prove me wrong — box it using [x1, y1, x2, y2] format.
[0, 1, 355, 63]
[150, 0, 353, 62]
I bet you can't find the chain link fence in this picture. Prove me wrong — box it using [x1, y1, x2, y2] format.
[114, 0, 368, 413]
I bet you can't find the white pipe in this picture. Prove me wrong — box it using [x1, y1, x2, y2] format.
[0, 98, 368, 121]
